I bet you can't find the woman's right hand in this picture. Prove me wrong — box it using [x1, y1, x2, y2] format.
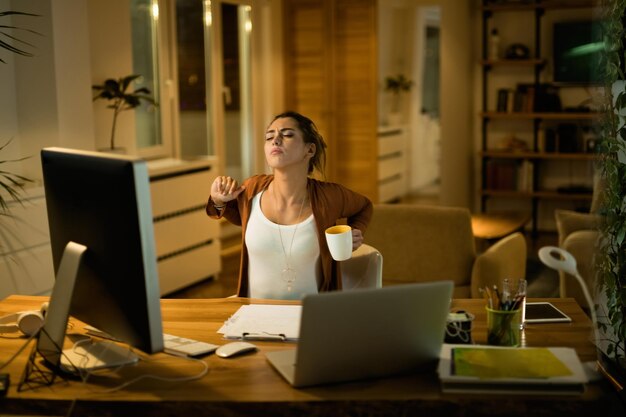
[211, 176, 245, 206]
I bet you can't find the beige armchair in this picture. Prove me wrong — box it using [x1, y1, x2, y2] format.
[364, 204, 527, 298]
[555, 209, 600, 310]
[554, 174, 603, 311]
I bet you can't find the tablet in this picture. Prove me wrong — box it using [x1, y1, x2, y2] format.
[524, 302, 572, 323]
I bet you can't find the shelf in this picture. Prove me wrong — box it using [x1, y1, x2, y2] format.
[481, 151, 597, 160]
[479, 0, 597, 237]
[482, 1, 596, 12]
[481, 111, 600, 120]
[481, 59, 545, 67]
[533, 190, 593, 200]
[481, 190, 593, 200]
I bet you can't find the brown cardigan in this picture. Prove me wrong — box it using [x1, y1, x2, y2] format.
[206, 175, 373, 297]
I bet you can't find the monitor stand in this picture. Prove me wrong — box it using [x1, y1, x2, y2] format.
[36, 241, 138, 375]
[59, 340, 139, 373]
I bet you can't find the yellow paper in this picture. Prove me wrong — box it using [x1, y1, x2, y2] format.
[452, 347, 573, 379]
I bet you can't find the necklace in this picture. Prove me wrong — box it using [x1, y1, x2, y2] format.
[273, 186, 307, 292]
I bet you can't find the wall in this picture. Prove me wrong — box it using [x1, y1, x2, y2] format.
[88, 0, 135, 152]
[0, 0, 124, 298]
[438, 0, 474, 208]
[379, 0, 475, 208]
[0, 0, 19, 164]
[4, 0, 95, 183]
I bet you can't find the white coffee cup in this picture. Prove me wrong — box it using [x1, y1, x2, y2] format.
[325, 225, 353, 261]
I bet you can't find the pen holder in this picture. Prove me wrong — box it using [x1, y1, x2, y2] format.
[486, 307, 521, 347]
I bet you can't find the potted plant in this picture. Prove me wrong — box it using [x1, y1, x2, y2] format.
[596, 0, 626, 399]
[384, 74, 413, 125]
[92, 74, 157, 152]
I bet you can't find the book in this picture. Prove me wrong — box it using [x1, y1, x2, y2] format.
[486, 160, 517, 190]
[496, 89, 508, 112]
[438, 344, 588, 395]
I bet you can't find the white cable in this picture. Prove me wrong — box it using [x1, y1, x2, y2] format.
[79, 350, 210, 394]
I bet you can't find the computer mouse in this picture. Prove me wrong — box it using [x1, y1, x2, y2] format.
[215, 341, 258, 358]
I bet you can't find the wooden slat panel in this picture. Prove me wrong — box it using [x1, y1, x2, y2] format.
[284, 0, 377, 196]
[333, 0, 378, 200]
[284, 0, 331, 141]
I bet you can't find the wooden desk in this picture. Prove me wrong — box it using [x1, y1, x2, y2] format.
[0, 296, 617, 417]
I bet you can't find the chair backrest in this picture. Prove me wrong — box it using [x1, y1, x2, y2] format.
[364, 204, 476, 297]
[470, 231, 527, 298]
[341, 244, 383, 290]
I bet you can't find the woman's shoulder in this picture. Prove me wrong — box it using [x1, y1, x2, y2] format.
[309, 177, 349, 193]
[243, 174, 273, 195]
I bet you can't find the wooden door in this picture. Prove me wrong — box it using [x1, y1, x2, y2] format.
[283, 0, 378, 202]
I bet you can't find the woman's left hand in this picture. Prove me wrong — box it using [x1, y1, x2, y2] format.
[352, 228, 364, 250]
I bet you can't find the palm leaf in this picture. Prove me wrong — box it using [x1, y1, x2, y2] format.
[0, 11, 41, 63]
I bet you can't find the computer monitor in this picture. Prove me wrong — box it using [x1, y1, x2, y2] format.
[37, 147, 163, 371]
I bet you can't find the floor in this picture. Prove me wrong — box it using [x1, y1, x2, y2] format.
[166, 187, 560, 300]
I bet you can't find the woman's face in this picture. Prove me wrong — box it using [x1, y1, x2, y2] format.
[264, 117, 314, 172]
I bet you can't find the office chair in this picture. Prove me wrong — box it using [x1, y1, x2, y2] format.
[341, 244, 383, 290]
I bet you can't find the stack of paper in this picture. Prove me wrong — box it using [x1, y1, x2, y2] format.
[218, 304, 302, 341]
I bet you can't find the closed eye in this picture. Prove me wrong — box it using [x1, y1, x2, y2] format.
[265, 128, 296, 141]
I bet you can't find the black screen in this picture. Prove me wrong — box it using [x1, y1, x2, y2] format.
[41, 148, 163, 354]
[553, 20, 604, 84]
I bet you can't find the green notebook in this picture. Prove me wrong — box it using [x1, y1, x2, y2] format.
[452, 347, 572, 379]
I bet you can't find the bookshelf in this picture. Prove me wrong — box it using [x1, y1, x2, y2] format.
[479, 0, 599, 236]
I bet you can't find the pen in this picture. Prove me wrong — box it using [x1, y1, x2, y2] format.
[484, 286, 493, 309]
[493, 285, 501, 310]
[511, 294, 525, 311]
[502, 278, 511, 306]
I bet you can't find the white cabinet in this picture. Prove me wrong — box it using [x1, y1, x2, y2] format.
[148, 158, 221, 295]
[378, 126, 408, 202]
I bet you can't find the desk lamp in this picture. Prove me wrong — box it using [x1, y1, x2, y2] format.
[538, 246, 601, 378]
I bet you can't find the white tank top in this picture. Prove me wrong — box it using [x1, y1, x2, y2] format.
[245, 191, 321, 299]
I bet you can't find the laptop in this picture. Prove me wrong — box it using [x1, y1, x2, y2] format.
[265, 281, 454, 387]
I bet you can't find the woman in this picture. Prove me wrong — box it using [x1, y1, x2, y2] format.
[206, 111, 372, 299]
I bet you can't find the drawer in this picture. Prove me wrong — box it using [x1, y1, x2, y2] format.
[150, 169, 214, 218]
[157, 241, 221, 295]
[379, 176, 407, 203]
[153, 210, 219, 258]
[378, 154, 406, 181]
[378, 131, 406, 156]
